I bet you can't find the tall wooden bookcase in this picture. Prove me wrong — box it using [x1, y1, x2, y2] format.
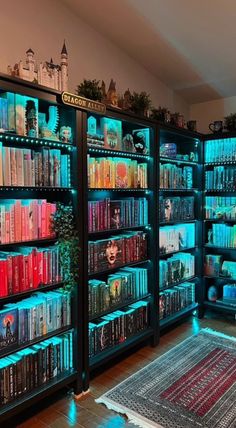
[203, 132, 236, 317]
[80, 108, 159, 390]
[157, 124, 203, 330]
[0, 74, 208, 419]
[0, 74, 83, 422]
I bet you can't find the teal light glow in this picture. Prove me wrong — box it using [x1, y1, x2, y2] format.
[67, 400, 77, 426]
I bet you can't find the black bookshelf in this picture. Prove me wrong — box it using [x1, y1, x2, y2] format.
[158, 124, 203, 328]
[0, 74, 83, 421]
[82, 108, 159, 390]
[203, 133, 236, 316]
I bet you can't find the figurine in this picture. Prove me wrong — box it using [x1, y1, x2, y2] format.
[123, 89, 132, 111]
[105, 79, 118, 107]
[59, 126, 72, 144]
[39, 105, 59, 140]
[7, 41, 68, 91]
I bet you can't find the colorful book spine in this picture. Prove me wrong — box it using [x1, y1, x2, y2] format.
[160, 163, 193, 189]
[159, 282, 195, 320]
[160, 252, 195, 290]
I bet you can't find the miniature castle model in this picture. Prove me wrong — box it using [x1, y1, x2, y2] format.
[7, 42, 68, 91]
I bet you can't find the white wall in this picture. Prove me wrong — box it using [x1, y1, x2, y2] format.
[0, 0, 189, 117]
[190, 96, 236, 134]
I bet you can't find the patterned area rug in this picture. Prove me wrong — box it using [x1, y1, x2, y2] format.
[96, 329, 236, 428]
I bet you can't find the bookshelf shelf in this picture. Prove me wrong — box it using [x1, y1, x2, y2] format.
[204, 219, 236, 223]
[0, 132, 73, 150]
[89, 328, 154, 371]
[205, 276, 236, 281]
[204, 244, 236, 251]
[160, 303, 199, 330]
[88, 224, 150, 236]
[88, 188, 149, 192]
[88, 144, 150, 159]
[0, 282, 64, 304]
[88, 259, 150, 277]
[0, 326, 73, 359]
[160, 156, 198, 166]
[159, 188, 198, 193]
[89, 293, 151, 321]
[0, 237, 57, 248]
[0, 370, 77, 421]
[160, 219, 196, 226]
[204, 301, 236, 314]
[160, 276, 197, 292]
[0, 186, 72, 191]
[205, 190, 236, 194]
[159, 246, 197, 258]
[205, 161, 236, 167]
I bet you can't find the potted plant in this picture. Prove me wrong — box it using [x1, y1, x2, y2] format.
[224, 113, 236, 132]
[76, 79, 103, 102]
[51, 203, 79, 291]
[150, 106, 171, 123]
[130, 91, 152, 116]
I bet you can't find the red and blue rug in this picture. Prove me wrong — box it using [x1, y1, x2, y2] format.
[97, 329, 236, 428]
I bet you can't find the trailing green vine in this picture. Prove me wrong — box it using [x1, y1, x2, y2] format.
[51, 203, 79, 291]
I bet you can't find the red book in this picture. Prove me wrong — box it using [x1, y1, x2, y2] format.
[41, 201, 47, 238]
[6, 255, 13, 295]
[12, 256, 20, 294]
[10, 204, 15, 243]
[37, 202, 42, 238]
[18, 254, 25, 292]
[5, 209, 10, 243]
[47, 251, 52, 283]
[43, 251, 48, 284]
[28, 251, 33, 289]
[14, 200, 22, 243]
[37, 250, 43, 286]
[21, 206, 26, 242]
[22, 254, 29, 291]
[0, 259, 8, 297]
[32, 249, 38, 288]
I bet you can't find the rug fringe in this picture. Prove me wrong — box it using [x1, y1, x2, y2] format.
[96, 397, 163, 428]
[201, 327, 236, 341]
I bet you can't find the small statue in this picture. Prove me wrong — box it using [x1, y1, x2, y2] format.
[101, 80, 106, 103]
[105, 79, 118, 107]
[123, 88, 132, 111]
[59, 126, 72, 144]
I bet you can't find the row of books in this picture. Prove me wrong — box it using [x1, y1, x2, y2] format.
[159, 282, 195, 320]
[160, 143, 198, 163]
[0, 331, 73, 405]
[223, 284, 236, 300]
[208, 224, 236, 248]
[205, 139, 236, 163]
[0, 199, 56, 244]
[205, 254, 236, 279]
[87, 115, 150, 155]
[87, 156, 148, 189]
[89, 301, 149, 357]
[159, 223, 195, 255]
[0, 93, 72, 143]
[89, 267, 148, 317]
[0, 145, 70, 188]
[205, 167, 236, 191]
[160, 163, 193, 189]
[205, 196, 236, 220]
[0, 246, 62, 297]
[0, 289, 71, 350]
[88, 197, 148, 232]
[159, 253, 195, 290]
[159, 196, 194, 223]
[88, 231, 147, 273]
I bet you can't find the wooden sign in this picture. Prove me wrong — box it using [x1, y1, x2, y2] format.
[61, 92, 106, 114]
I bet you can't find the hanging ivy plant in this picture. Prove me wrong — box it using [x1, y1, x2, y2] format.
[51, 203, 79, 291]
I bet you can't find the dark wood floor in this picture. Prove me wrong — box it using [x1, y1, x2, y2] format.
[8, 312, 236, 427]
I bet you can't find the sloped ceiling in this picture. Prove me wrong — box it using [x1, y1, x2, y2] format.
[62, 0, 236, 104]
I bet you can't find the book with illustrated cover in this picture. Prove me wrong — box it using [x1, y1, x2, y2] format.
[101, 117, 122, 151]
[0, 308, 18, 350]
